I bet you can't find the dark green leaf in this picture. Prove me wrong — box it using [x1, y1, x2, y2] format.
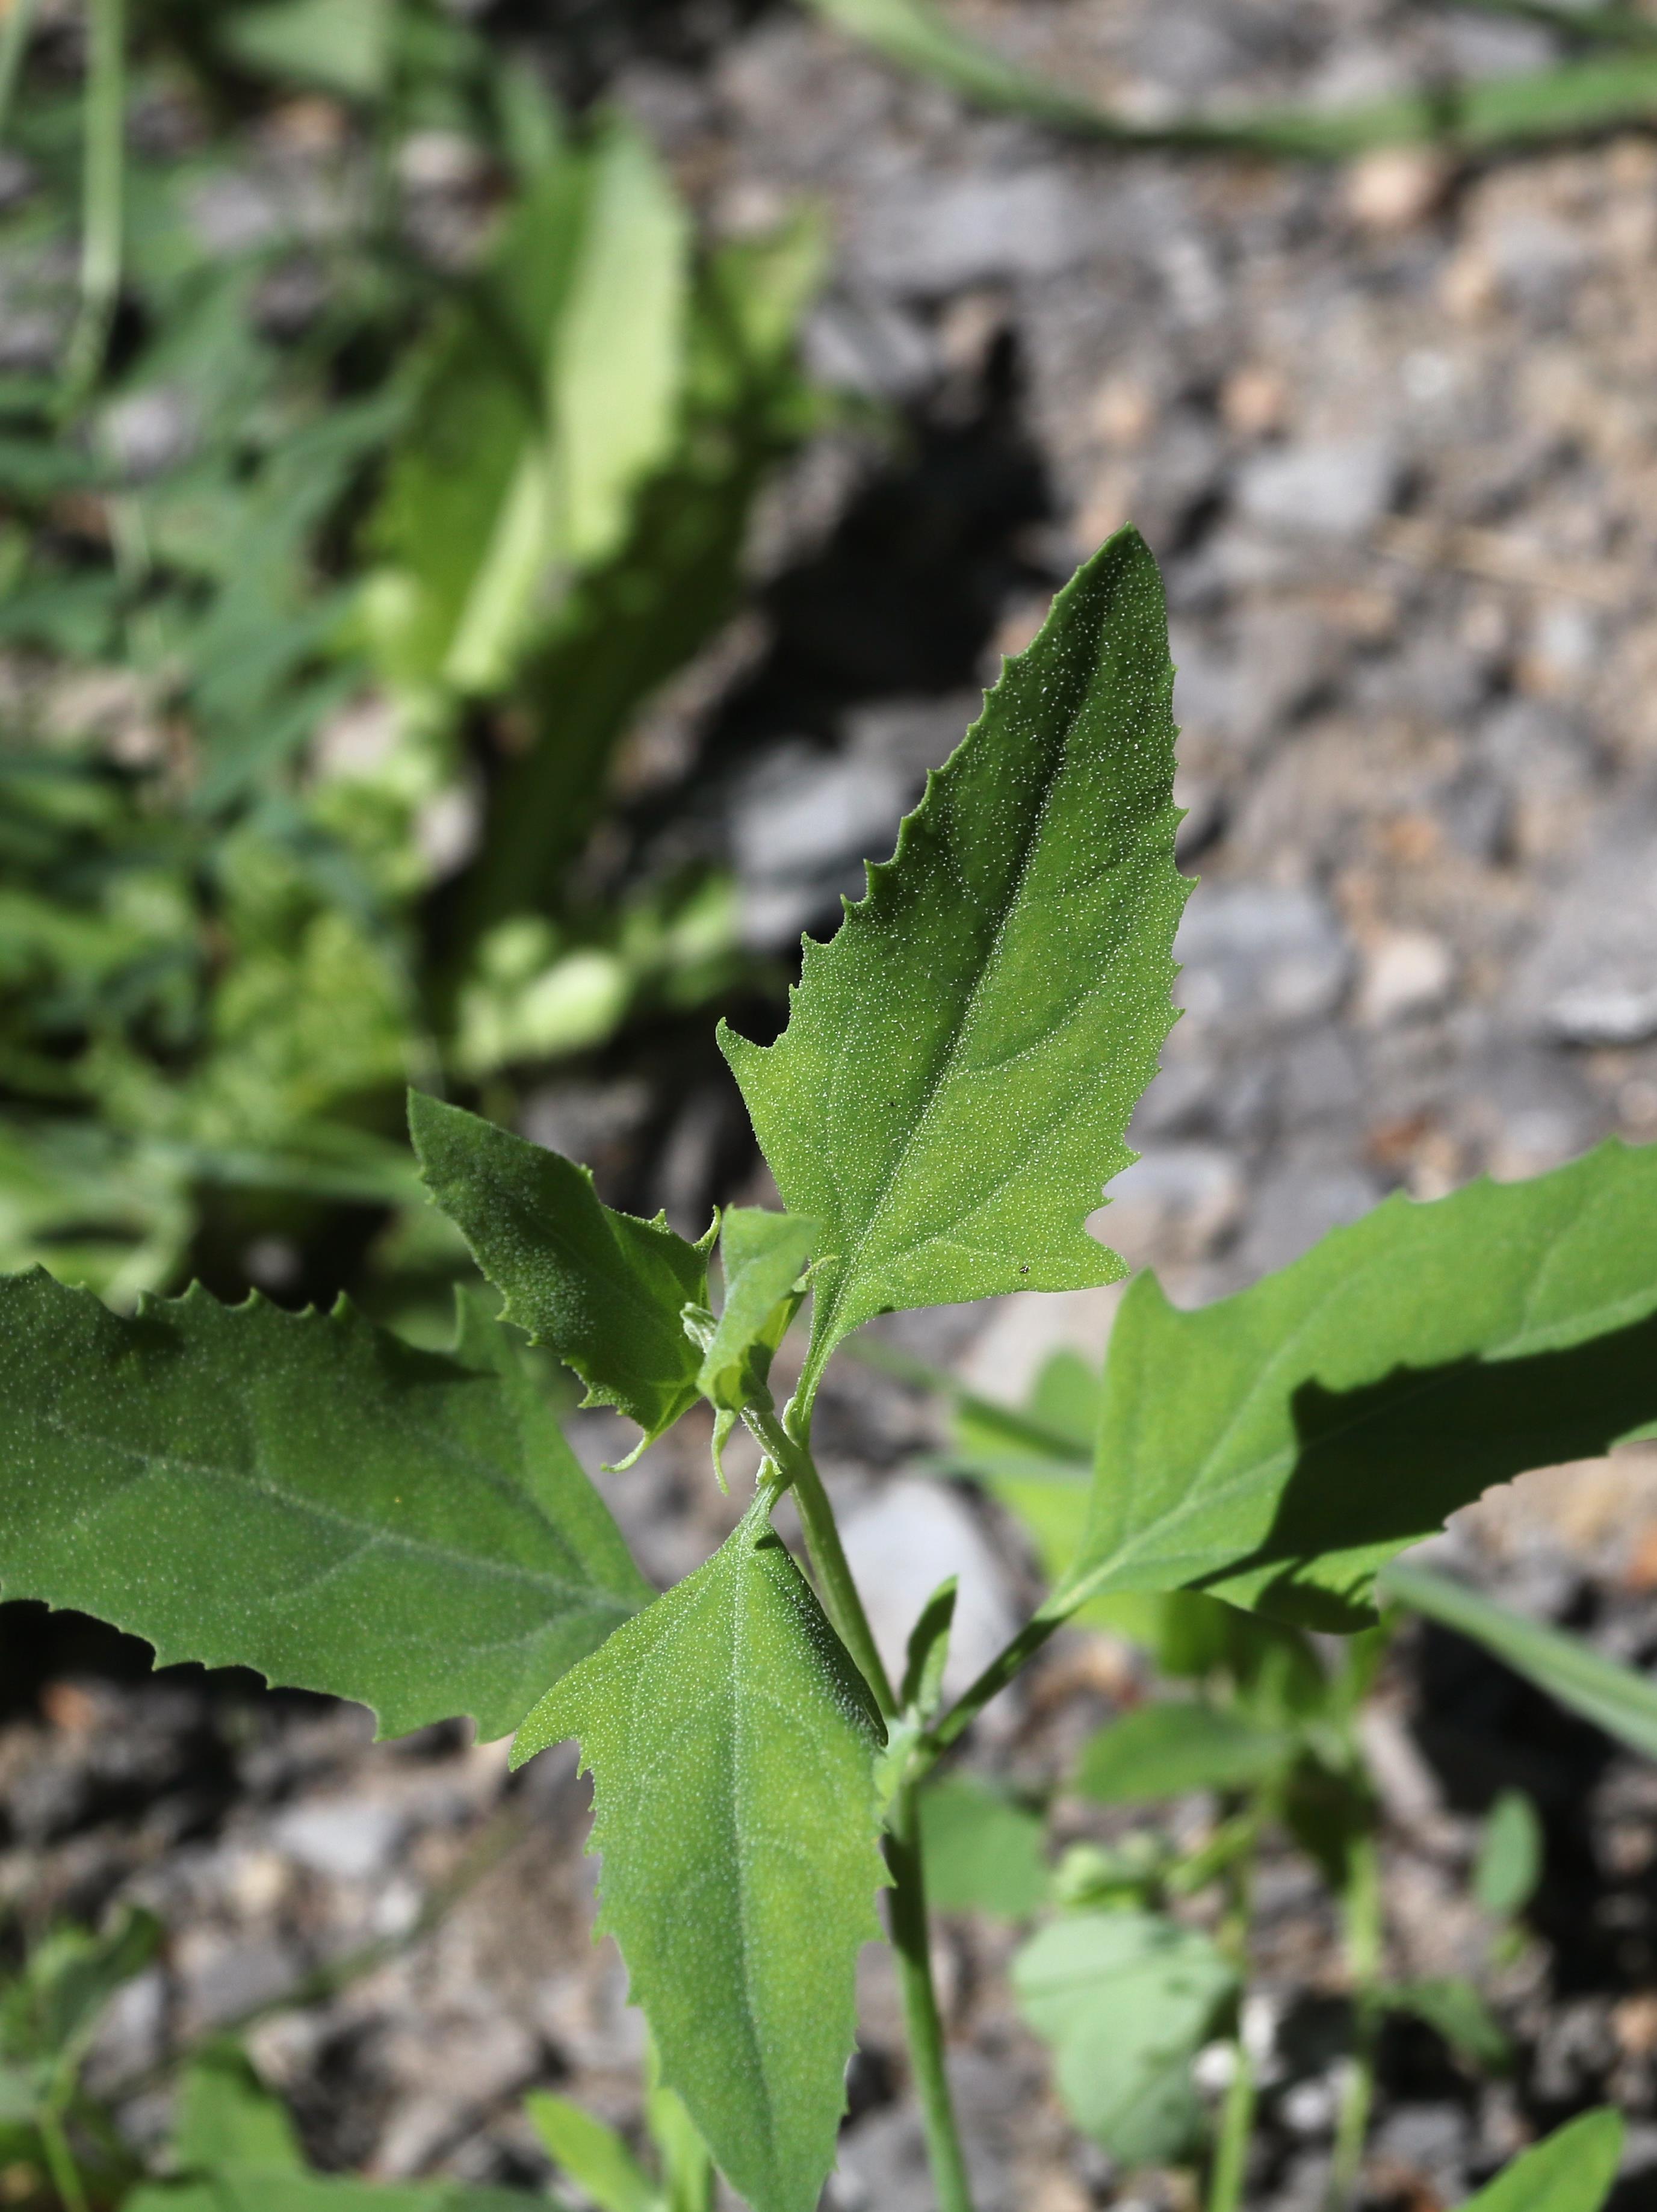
[1058, 1141, 1657, 1632]
[409, 1092, 710, 1460]
[1463, 2110, 1623, 2212]
[721, 525, 1187, 1408]
[1012, 1910, 1236, 2164]
[919, 1774, 1046, 1918]
[900, 1576, 957, 1718]
[1473, 1789, 1544, 1919]
[1074, 1702, 1295, 1804]
[510, 1509, 886, 2212]
[1385, 1559, 1657, 1763]
[0, 1272, 648, 1740]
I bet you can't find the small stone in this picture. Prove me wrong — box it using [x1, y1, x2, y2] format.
[272, 1797, 404, 1882]
[837, 1479, 1017, 1710]
[732, 742, 908, 949]
[1355, 930, 1456, 1028]
[1098, 1144, 1245, 1267]
[1219, 364, 1288, 438]
[1174, 884, 1353, 1037]
[1512, 832, 1657, 1046]
[1342, 147, 1451, 234]
[855, 168, 1088, 294]
[1234, 438, 1401, 542]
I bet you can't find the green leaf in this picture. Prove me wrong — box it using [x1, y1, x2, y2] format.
[1386, 1978, 1511, 2074]
[0, 1909, 160, 2068]
[1058, 1139, 1657, 1632]
[525, 2092, 657, 2212]
[510, 1508, 887, 2212]
[807, 0, 1657, 155]
[899, 1576, 957, 1718]
[216, 0, 392, 101]
[919, 1774, 1047, 1918]
[697, 1209, 817, 1411]
[1473, 1789, 1544, 1919]
[720, 525, 1187, 1407]
[1074, 1702, 1295, 1804]
[0, 1272, 648, 1740]
[1385, 1558, 1657, 1764]
[1011, 1910, 1236, 2165]
[409, 1092, 710, 1460]
[176, 2048, 306, 2176]
[1462, 2110, 1623, 2212]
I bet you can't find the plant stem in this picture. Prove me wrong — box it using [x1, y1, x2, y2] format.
[1327, 1828, 1383, 2212]
[742, 1396, 896, 1715]
[0, 0, 41, 149]
[62, 0, 124, 410]
[885, 1776, 976, 2212]
[38, 2104, 90, 2212]
[1206, 1805, 1262, 2212]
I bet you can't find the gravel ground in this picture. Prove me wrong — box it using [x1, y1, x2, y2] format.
[9, 2, 1657, 2207]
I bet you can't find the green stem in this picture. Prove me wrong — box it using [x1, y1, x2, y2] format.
[885, 1776, 976, 2212]
[742, 1397, 896, 1715]
[61, 0, 124, 410]
[1327, 1829, 1382, 2212]
[0, 0, 41, 149]
[1206, 1805, 1262, 2212]
[38, 2103, 90, 2212]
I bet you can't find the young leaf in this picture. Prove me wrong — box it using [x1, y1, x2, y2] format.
[1473, 1789, 1544, 1919]
[0, 1272, 648, 1740]
[1385, 1560, 1657, 1764]
[1074, 1702, 1295, 1805]
[899, 1576, 958, 1718]
[1012, 1910, 1236, 2165]
[720, 525, 1188, 1407]
[1462, 2109, 1623, 2212]
[510, 1508, 886, 2212]
[697, 1209, 817, 1411]
[409, 1092, 710, 1460]
[918, 1774, 1047, 1918]
[1056, 1139, 1657, 1632]
[524, 2093, 657, 2212]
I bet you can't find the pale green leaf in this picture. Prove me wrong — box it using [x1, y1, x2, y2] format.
[1385, 1558, 1657, 1763]
[1074, 1702, 1294, 1804]
[510, 1509, 887, 2212]
[409, 1092, 710, 1458]
[721, 525, 1187, 1407]
[0, 1272, 648, 1740]
[176, 2048, 306, 2176]
[1011, 1910, 1236, 2164]
[216, 0, 391, 99]
[525, 2092, 657, 2212]
[1473, 1789, 1544, 1919]
[919, 1774, 1046, 1918]
[698, 1209, 817, 1411]
[1057, 1140, 1657, 1632]
[1462, 2110, 1623, 2212]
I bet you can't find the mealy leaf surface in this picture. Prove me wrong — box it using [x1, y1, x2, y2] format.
[512, 1508, 886, 2212]
[0, 1272, 648, 1739]
[409, 1092, 710, 1456]
[720, 525, 1188, 1404]
[698, 1207, 817, 1410]
[1058, 1139, 1657, 1632]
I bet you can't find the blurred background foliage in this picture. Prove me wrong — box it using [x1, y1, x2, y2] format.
[0, 0, 828, 1331]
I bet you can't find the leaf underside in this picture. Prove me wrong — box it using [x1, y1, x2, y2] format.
[512, 1510, 886, 2212]
[0, 1271, 648, 1740]
[1012, 1909, 1236, 2165]
[720, 524, 1188, 1404]
[1059, 1138, 1657, 1632]
[409, 1091, 709, 1455]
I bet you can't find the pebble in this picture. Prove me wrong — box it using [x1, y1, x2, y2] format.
[837, 1478, 1018, 1709]
[1233, 439, 1402, 543]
